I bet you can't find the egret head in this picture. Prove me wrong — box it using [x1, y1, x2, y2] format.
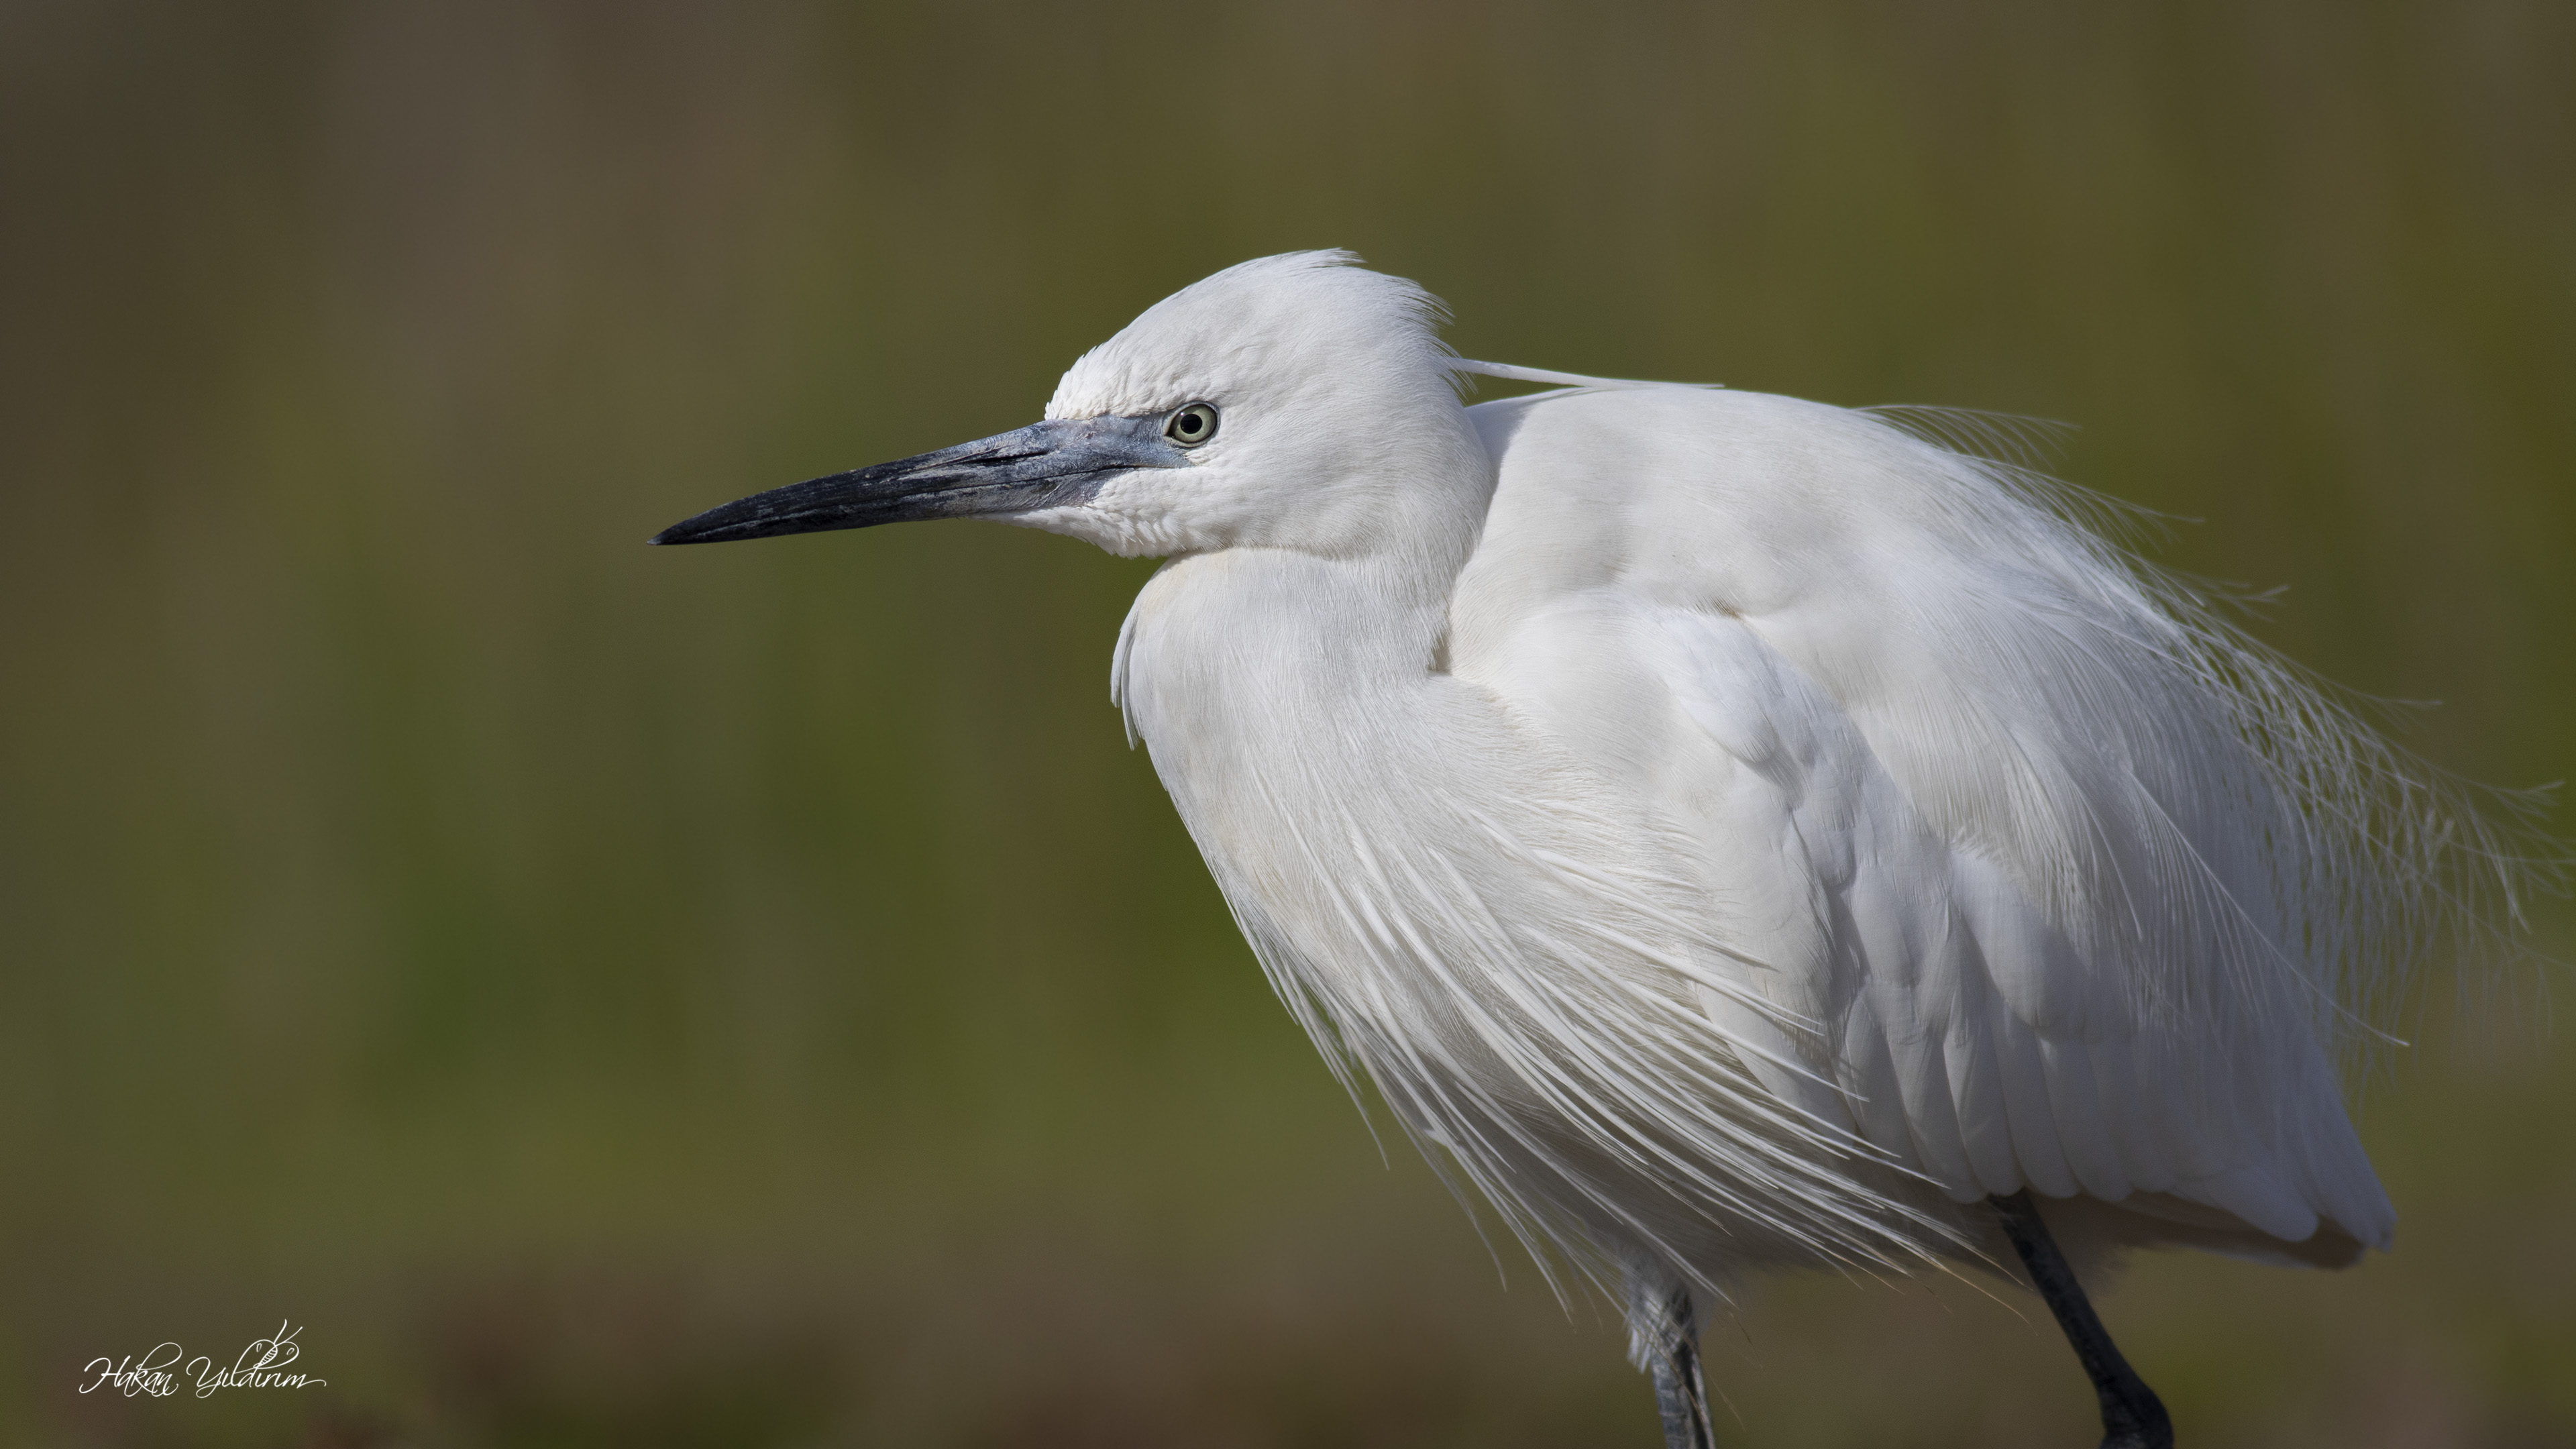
[651, 252, 1485, 559]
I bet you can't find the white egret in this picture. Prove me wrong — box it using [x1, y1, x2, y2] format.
[654, 252, 2531, 1448]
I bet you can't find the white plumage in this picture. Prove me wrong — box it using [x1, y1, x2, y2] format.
[657, 250, 2533, 1439]
[1076, 251, 2516, 1302]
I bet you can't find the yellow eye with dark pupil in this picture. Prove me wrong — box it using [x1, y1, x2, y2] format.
[1165, 403, 1218, 446]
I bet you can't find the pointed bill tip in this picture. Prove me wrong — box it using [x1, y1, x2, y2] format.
[649, 498, 806, 547]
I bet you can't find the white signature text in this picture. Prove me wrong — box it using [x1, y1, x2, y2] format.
[79, 1322, 327, 1399]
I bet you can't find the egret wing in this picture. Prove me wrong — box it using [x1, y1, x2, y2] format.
[1450, 384, 2394, 1252]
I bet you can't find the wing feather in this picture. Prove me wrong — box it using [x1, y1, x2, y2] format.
[1450, 382, 2519, 1255]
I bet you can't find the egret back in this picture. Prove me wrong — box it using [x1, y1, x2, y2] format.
[1448, 384, 2518, 1260]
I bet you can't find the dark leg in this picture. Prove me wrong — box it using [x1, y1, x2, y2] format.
[1990, 1191, 2174, 1449]
[1646, 1283, 1715, 1449]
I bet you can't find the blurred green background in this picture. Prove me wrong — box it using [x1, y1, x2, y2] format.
[3, 1, 2570, 1445]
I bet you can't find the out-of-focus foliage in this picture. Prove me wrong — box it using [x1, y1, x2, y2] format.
[1, 2, 2567, 1444]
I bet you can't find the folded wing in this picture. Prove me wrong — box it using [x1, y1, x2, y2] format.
[1450, 384, 2418, 1254]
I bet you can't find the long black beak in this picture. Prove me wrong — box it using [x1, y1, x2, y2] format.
[650, 414, 1185, 545]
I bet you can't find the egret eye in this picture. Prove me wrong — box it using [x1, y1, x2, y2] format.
[1165, 402, 1219, 447]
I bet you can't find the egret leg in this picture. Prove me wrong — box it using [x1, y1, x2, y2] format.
[1990, 1191, 2174, 1449]
[1646, 1283, 1715, 1449]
